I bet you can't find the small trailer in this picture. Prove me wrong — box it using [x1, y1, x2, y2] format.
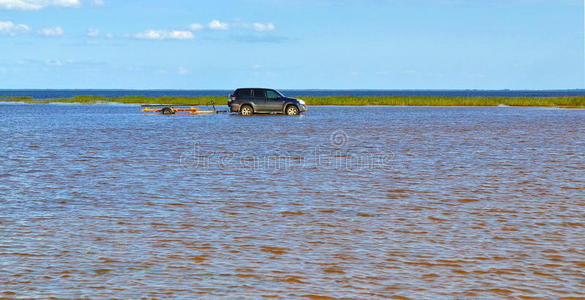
[141, 102, 227, 115]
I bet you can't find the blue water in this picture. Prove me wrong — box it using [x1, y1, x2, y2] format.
[1, 104, 584, 298]
[1, 89, 584, 99]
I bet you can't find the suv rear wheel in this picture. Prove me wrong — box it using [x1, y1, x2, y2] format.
[240, 105, 254, 116]
[285, 105, 300, 116]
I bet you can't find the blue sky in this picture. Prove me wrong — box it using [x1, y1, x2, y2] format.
[0, 0, 582, 89]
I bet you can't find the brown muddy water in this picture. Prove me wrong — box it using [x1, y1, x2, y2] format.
[0, 104, 584, 299]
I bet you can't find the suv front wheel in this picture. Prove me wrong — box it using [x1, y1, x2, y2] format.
[285, 105, 300, 116]
[240, 105, 254, 116]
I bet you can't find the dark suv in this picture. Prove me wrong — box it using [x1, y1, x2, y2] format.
[228, 88, 308, 116]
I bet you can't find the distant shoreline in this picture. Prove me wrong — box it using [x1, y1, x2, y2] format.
[1, 95, 584, 108]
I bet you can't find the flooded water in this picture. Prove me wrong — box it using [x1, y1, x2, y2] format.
[1, 104, 584, 298]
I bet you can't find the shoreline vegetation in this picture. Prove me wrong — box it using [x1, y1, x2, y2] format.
[1, 95, 584, 108]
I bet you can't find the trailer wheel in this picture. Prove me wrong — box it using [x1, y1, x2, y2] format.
[285, 105, 300, 116]
[240, 105, 254, 116]
[161, 107, 175, 115]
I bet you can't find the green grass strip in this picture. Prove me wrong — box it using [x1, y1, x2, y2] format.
[1, 95, 584, 108]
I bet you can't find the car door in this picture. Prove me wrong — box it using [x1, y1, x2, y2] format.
[265, 90, 286, 111]
[252, 89, 268, 111]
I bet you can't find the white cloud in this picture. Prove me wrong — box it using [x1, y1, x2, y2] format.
[133, 30, 194, 40]
[87, 28, 99, 37]
[178, 67, 190, 75]
[44, 58, 73, 66]
[0, 21, 30, 35]
[189, 23, 204, 31]
[90, 0, 103, 6]
[252, 22, 275, 32]
[53, 0, 77, 6]
[187, 20, 277, 33]
[38, 26, 63, 36]
[127, 20, 277, 41]
[87, 28, 113, 38]
[0, 0, 80, 10]
[1, 20, 64, 37]
[208, 20, 229, 30]
[166, 31, 194, 39]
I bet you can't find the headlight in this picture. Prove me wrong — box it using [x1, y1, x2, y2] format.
[298, 100, 306, 105]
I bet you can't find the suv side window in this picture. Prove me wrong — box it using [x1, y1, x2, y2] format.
[253, 89, 267, 98]
[266, 90, 281, 99]
[237, 89, 252, 98]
